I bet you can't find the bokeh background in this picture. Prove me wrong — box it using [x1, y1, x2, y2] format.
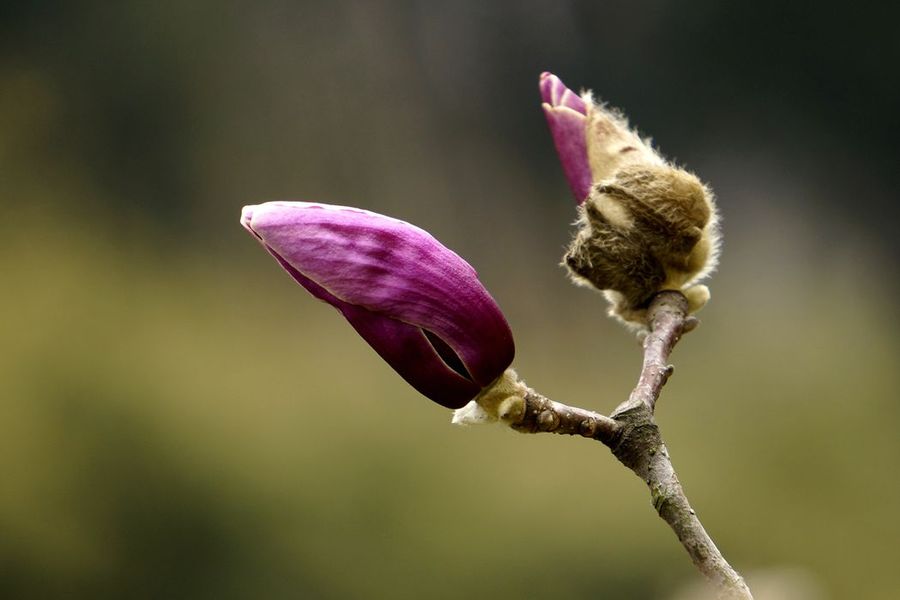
[2, 1, 899, 598]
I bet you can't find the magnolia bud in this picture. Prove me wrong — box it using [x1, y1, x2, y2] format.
[241, 201, 515, 409]
[541, 73, 720, 327]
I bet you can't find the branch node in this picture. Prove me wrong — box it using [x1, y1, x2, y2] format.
[537, 410, 558, 431]
[579, 419, 597, 437]
[500, 289, 752, 598]
[659, 364, 675, 388]
[682, 316, 700, 333]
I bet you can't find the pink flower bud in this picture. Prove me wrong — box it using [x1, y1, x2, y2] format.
[242, 202, 515, 408]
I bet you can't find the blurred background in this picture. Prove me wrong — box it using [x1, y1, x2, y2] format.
[2, 1, 898, 598]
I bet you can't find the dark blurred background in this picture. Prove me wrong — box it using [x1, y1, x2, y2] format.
[2, 2, 898, 598]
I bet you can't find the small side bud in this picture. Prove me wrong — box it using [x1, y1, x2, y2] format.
[683, 284, 711, 314]
[451, 369, 527, 426]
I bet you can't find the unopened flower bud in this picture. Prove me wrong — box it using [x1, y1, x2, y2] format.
[241, 201, 515, 409]
[541, 72, 720, 327]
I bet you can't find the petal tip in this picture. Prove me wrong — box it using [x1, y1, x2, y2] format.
[539, 71, 586, 115]
[241, 204, 268, 242]
[539, 72, 558, 103]
[240, 204, 255, 229]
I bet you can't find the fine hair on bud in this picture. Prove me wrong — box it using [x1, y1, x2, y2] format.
[565, 162, 720, 327]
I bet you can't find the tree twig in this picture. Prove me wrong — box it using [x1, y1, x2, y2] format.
[512, 388, 619, 443]
[510, 290, 752, 599]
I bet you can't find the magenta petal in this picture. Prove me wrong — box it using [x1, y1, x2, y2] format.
[266, 247, 481, 408]
[540, 73, 592, 204]
[242, 202, 515, 403]
[542, 104, 592, 203]
[540, 71, 586, 114]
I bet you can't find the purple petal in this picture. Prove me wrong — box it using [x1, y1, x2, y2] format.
[242, 202, 515, 403]
[267, 246, 481, 408]
[540, 72, 592, 204]
[540, 71, 587, 114]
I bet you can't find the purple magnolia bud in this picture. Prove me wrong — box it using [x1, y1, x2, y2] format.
[540, 72, 664, 205]
[540, 71, 592, 204]
[241, 201, 515, 409]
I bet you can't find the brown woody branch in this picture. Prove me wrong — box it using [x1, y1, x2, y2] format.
[510, 291, 752, 599]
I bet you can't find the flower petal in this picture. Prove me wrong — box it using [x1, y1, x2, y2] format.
[242, 202, 515, 394]
[540, 73, 592, 204]
[265, 245, 482, 408]
[540, 71, 586, 114]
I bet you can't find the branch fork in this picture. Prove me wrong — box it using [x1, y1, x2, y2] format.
[509, 291, 752, 599]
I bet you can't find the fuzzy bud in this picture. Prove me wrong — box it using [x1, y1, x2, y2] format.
[541, 73, 720, 327]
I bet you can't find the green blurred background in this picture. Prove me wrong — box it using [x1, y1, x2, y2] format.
[2, 2, 898, 598]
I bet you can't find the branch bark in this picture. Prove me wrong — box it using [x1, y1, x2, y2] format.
[510, 291, 752, 599]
